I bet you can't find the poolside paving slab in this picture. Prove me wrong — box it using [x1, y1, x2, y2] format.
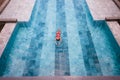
[0, 0, 35, 21]
[86, 0, 120, 20]
[0, 76, 120, 80]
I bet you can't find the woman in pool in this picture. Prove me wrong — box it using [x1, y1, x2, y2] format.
[56, 29, 62, 45]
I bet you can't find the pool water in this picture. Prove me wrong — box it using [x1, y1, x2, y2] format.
[0, 0, 120, 76]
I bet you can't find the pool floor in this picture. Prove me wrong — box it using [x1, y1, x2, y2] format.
[0, 0, 120, 77]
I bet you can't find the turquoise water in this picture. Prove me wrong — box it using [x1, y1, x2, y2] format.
[0, 0, 120, 76]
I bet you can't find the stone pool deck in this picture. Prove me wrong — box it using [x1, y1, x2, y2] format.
[86, 0, 120, 46]
[0, 0, 35, 21]
[107, 21, 120, 46]
[86, 0, 120, 20]
[0, 0, 35, 57]
[0, 23, 16, 56]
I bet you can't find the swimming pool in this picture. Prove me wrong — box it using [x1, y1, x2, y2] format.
[0, 0, 120, 76]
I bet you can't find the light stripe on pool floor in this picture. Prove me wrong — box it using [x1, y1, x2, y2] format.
[65, 0, 86, 76]
[39, 0, 56, 76]
[55, 0, 70, 76]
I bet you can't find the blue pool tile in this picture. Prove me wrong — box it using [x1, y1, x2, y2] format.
[38, 22, 45, 26]
[55, 0, 70, 76]
[63, 32, 67, 37]
[22, 0, 49, 76]
[38, 43, 43, 49]
[73, 0, 102, 76]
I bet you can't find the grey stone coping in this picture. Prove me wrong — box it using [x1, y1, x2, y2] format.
[0, 76, 120, 80]
[0, 18, 17, 23]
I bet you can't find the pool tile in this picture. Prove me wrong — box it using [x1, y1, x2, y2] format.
[73, 0, 103, 76]
[55, 0, 70, 76]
